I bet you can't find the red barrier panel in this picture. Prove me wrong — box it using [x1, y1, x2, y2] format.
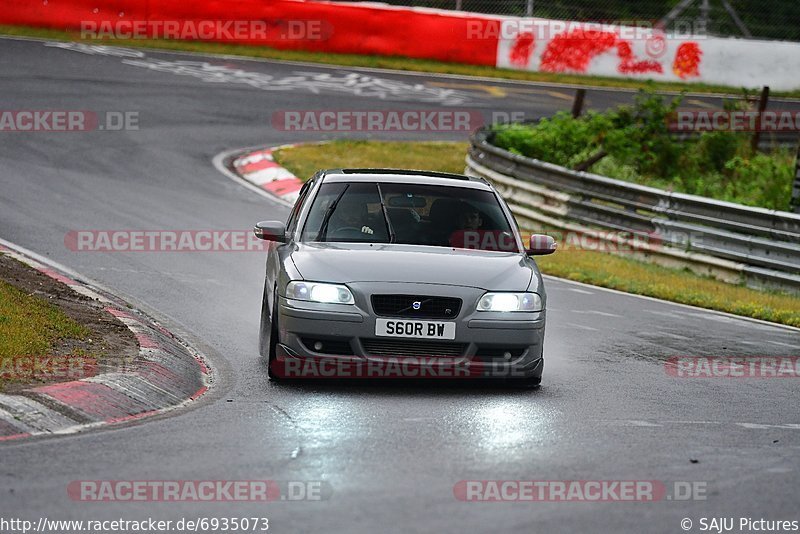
[0, 0, 497, 66]
[0, 0, 142, 30]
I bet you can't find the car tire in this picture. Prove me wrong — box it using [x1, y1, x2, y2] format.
[507, 351, 543, 388]
[267, 287, 281, 381]
[258, 283, 270, 358]
[505, 375, 541, 389]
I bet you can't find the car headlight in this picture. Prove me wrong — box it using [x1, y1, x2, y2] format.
[286, 281, 355, 305]
[477, 292, 542, 312]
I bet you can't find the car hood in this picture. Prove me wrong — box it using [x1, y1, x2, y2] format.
[290, 243, 533, 290]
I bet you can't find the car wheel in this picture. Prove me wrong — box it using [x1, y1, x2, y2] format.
[258, 283, 270, 358]
[267, 288, 281, 381]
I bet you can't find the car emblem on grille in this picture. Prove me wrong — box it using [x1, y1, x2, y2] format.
[412, 301, 422, 310]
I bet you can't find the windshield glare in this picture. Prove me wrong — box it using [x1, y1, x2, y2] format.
[301, 182, 519, 252]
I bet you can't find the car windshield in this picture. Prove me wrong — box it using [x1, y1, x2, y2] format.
[301, 181, 520, 251]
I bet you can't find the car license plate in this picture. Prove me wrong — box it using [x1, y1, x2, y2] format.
[375, 318, 456, 340]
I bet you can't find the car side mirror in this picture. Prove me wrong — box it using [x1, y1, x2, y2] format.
[526, 234, 557, 255]
[254, 221, 287, 242]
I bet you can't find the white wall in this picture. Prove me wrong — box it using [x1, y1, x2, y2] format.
[494, 19, 800, 91]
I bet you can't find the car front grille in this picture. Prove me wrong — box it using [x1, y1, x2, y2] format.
[371, 294, 462, 319]
[361, 338, 466, 357]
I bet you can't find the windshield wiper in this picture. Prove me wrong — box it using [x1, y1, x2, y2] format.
[316, 185, 349, 241]
[376, 183, 396, 243]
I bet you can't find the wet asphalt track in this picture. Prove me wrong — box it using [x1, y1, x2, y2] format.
[0, 37, 799, 533]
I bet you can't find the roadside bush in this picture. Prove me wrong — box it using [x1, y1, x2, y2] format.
[490, 112, 605, 168]
[490, 89, 796, 211]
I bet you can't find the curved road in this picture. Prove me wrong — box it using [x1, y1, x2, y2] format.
[1, 37, 798, 533]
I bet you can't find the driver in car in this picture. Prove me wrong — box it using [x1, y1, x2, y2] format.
[329, 195, 380, 237]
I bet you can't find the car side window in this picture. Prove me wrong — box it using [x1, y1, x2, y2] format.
[286, 180, 313, 235]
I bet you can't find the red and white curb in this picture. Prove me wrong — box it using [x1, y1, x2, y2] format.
[0, 239, 212, 442]
[232, 145, 304, 204]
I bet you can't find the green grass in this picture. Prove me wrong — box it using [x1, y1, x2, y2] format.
[274, 140, 468, 180]
[3, 24, 800, 98]
[274, 140, 800, 327]
[535, 248, 800, 327]
[0, 279, 91, 388]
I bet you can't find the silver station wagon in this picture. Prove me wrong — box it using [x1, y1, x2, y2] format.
[254, 169, 556, 385]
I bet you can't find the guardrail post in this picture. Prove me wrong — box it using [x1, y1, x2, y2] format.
[751, 86, 769, 152]
[571, 89, 586, 118]
[792, 142, 800, 213]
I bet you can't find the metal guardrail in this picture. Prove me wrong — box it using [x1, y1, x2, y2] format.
[466, 127, 800, 292]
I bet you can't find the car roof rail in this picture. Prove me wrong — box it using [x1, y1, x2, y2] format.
[327, 168, 486, 183]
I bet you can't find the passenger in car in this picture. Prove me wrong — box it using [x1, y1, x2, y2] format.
[457, 205, 483, 231]
[449, 203, 482, 248]
[449, 202, 515, 251]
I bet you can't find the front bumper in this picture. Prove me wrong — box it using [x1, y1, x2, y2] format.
[273, 282, 545, 380]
